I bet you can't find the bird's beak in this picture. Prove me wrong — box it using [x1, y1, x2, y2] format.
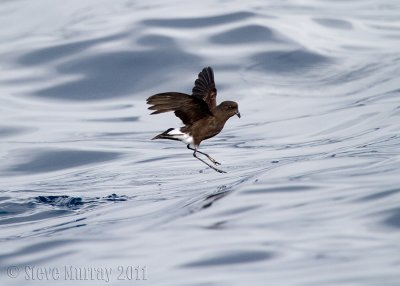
[236, 111, 241, 118]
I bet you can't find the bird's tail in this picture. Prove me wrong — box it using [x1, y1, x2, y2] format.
[152, 128, 180, 141]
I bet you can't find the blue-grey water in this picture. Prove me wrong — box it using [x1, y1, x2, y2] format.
[1, 0, 400, 285]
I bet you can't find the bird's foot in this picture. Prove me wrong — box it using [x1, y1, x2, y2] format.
[207, 156, 221, 166]
[211, 166, 226, 173]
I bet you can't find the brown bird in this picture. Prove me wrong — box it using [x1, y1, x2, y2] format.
[146, 67, 240, 173]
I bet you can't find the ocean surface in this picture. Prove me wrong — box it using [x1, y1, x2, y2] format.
[1, 0, 400, 285]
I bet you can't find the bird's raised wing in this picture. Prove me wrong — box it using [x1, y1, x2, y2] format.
[192, 67, 217, 110]
[147, 92, 212, 125]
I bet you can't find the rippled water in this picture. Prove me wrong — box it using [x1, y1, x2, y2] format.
[1, 0, 400, 285]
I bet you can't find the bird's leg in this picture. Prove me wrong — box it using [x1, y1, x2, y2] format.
[187, 145, 221, 165]
[190, 146, 226, 173]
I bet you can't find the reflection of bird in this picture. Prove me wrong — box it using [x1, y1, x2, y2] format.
[147, 67, 240, 173]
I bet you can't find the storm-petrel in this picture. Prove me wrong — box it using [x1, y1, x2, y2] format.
[147, 67, 240, 173]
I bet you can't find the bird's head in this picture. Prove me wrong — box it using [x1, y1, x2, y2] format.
[218, 101, 241, 118]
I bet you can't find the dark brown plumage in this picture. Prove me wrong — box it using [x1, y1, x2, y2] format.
[147, 67, 240, 173]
